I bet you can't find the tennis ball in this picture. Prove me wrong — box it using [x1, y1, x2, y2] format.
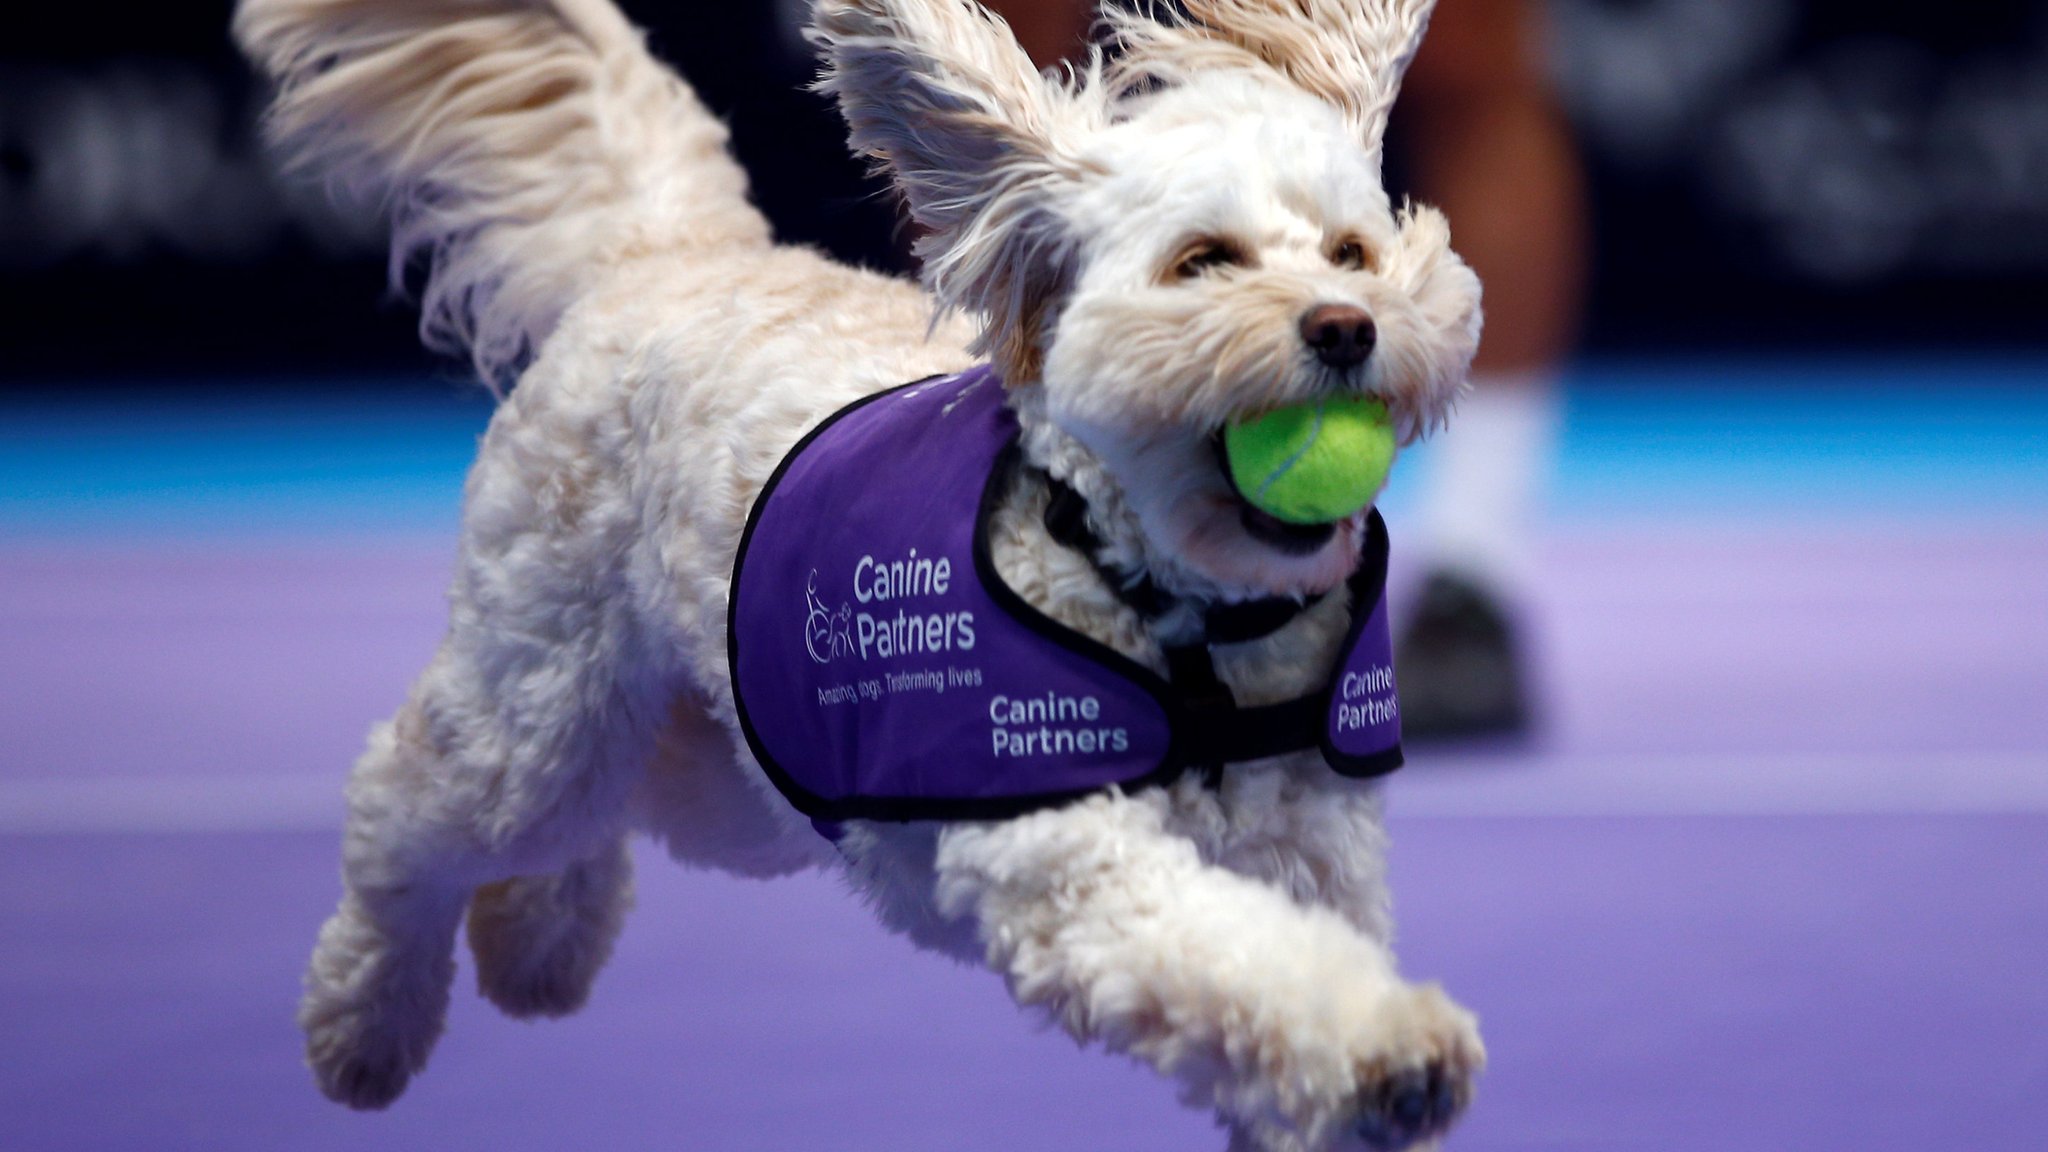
[1223, 396, 1395, 525]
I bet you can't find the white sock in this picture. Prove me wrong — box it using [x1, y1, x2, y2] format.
[1413, 371, 1561, 598]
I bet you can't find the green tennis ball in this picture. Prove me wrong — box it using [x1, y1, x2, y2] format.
[1223, 396, 1395, 525]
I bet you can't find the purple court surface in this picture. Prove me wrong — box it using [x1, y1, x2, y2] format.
[3, 363, 2045, 1151]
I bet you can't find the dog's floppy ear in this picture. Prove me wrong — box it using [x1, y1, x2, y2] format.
[812, 0, 1092, 382]
[1112, 0, 1437, 166]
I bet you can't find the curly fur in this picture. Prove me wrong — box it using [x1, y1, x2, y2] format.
[237, 0, 768, 390]
[237, 1, 1486, 1148]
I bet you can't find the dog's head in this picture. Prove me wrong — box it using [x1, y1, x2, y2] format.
[815, 0, 1482, 600]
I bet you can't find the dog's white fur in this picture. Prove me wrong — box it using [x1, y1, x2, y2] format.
[235, 1, 1485, 1147]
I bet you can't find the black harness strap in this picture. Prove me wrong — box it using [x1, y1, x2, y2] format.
[1040, 472, 1321, 645]
[1163, 643, 1232, 789]
[1037, 468, 1332, 786]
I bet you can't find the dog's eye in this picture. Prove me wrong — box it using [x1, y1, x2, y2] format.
[1169, 240, 1246, 281]
[1330, 239, 1372, 271]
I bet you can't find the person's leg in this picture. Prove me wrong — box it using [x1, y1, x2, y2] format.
[1395, 0, 1588, 738]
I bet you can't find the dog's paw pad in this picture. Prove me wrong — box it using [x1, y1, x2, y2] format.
[310, 1038, 416, 1111]
[1354, 1061, 1468, 1150]
[301, 983, 442, 1110]
[478, 963, 593, 1018]
[1347, 983, 1482, 1150]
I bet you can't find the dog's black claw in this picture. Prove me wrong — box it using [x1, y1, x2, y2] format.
[1429, 1065, 1460, 1120]
[1389, 1070, 1431, 1127]
[327, 1057, 408, 1111]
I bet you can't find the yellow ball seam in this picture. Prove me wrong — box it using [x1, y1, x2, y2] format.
[1250, 398, 1326, 508]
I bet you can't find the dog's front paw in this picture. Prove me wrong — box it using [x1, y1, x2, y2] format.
[1349, 984, 1483, 1151]
[1353, 1064, 1464, 1151]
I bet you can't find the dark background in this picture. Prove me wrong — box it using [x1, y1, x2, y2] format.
[3, 0, 2045, 385]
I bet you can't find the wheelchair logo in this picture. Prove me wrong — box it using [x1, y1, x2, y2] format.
[804, 569, 854, 665]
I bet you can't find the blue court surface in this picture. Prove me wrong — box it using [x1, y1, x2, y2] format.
[2, 358, 2045, 1151]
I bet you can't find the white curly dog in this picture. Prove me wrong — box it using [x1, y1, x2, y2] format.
[236, 1, 1487, 1148]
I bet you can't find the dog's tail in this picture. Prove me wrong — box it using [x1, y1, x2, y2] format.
[235, 0, 770, 390]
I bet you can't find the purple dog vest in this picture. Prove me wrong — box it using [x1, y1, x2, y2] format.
[728, 366, 1402, 823]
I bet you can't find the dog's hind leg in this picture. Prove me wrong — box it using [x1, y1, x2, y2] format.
[303, 655, 656, 1108]
[301, 702, 479, 1111]
[303, 489, 672, 1109]
[467, 837, 634, 1019]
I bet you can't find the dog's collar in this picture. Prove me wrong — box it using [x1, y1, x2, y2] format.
[1035, 469, 1322, 647]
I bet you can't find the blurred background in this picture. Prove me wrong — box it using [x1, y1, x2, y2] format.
[8, 0, 2048, 377]
[3, 2, 2044, 1151]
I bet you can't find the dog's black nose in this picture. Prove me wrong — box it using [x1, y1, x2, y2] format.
[1299, 304, 1376, 369]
